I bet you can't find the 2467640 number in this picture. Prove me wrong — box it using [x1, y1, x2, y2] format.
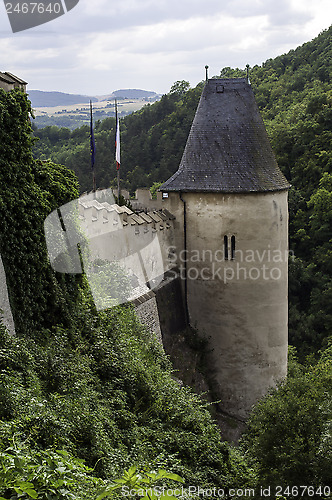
[275, 486, 331, 497]
[5, 2, 62, 14]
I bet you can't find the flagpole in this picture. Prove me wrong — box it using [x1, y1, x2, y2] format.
[115, 98, 121, 202]
[90, 100, 96, 194]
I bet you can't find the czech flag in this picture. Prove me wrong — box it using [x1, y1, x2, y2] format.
[90, 101, 95, 171]
[115, 115, 120, 171]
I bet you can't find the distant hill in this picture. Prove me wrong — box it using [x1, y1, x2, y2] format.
[112, 89, 159, 99]
[28, 90, 98, 108]
[28, 88, 160, 108]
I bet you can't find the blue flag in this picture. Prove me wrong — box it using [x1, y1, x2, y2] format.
[90, 101, 95, 171]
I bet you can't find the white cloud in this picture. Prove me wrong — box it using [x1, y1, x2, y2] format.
[0, 0, 331, 94]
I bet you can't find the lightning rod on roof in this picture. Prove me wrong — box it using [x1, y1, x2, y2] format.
[246, 64, 251, 84]
[205, 65, 209, 81]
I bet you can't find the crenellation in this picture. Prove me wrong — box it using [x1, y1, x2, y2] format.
[113, 188, 165, 212]
[78, 198, 176, 243]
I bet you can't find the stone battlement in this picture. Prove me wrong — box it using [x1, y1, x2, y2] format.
[78, 197, 175, 238]
[75, 195, 177, 313]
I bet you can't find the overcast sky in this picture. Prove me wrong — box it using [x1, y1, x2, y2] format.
[0, 0, 331, 95]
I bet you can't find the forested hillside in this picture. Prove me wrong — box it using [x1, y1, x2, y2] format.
[32, 80, 202, 192]
[1, 26, 332, 500]
[32, 26, 332, 198]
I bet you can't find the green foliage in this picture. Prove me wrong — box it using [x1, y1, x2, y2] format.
[241, 347, 332, 495]
[219, 67, 247, 79]
[0, 438, 100, 499]
[0, 89, 82, 336]
[96, 466, 184, 500]
[169, 81, 190, 96]
[0, 311, 251, 490]
[86, 260, 131, 309]
[150, 182, 162, 199]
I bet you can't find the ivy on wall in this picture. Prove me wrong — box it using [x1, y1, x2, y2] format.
[0, 88, 82, 337]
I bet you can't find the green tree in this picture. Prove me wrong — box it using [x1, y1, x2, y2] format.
[242, 347, 332, 494]
[169, 80, 190, 96]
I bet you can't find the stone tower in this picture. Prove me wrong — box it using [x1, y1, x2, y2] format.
[161, 78, 290, 421]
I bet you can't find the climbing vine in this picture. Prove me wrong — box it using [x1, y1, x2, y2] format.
[0, 88, 82, 337]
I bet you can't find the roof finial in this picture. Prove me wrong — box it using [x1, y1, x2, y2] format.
[205, 65, 209, 81]
[246, 64, 250, 84]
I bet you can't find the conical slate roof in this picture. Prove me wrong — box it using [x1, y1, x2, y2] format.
[161, 78, 290, 193]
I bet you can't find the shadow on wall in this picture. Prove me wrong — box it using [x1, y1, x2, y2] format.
[154, 274, 245, 444]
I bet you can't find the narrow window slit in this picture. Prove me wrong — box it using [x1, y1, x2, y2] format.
[231, 236, 236, 260]
[224, 235, 229, 260]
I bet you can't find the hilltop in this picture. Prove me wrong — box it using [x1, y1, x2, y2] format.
[29, 88, 161, 129]
[28, 90, 98, 107]
[28, 88, 160, 108]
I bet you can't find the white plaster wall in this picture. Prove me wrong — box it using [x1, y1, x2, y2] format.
[83, 219, 176, 284]
[77, 203, 176, 308]
[162, 193, 185, 259]
[177, 191, 289, 420]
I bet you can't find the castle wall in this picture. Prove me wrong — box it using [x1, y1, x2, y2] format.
[132, 275, 187, 347]
[162, 193, 185, 255]
[130, 189, 164, 211]
[77, 198, 185, 346]
[77, 198, 176, 308]
[154, 274, 187, 338]
[132, 290, 163, 344]
[167, 190, 288, 420]
[0, 254, 15, 335]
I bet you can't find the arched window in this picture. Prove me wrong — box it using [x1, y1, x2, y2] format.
[224, 235, 229, 260]
[231, 236, 236, 260]
[224, 235, 236, 260]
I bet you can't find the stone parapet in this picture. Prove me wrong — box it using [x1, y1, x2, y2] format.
[78, 197, 175, 238]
